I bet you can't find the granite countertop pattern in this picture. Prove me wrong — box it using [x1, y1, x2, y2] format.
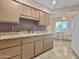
[0, 32, 53, 40]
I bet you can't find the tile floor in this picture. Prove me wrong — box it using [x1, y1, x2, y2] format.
[33, 39, 77, 59]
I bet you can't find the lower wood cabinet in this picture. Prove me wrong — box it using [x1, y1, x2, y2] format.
[0, 46, 21, 59]
[44, 36, 53, 51]
[10, 55, 21, 59]
[35, 40, 43, 56]
[0, 39, 21, 59]
[22, 43, 34, 59]
[0, 35, 53, 59]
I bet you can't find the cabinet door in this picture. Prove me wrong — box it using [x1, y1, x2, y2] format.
[44, 36, 53, 51]
[22, 43, 34, 59]
[35, 40, 43, 56]
[32, 8, 39, 19]
[7, 0, 19, 22]
[20, 4, 32, 17]
[45, 13, 50, 25]
[39, 11, 46, 25]
[0, 0, 8, 21]
[0, 0, 19, 22]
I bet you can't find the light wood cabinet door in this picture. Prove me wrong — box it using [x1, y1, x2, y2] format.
[0, 0, 19, 22]
[22, 43, 34, 59]
[7, 0, 19, 22]
[35, 40, 43, 56]
[20, 4, 32, 17]
[45, 13, 50, 25]
[39, 11, 46, 25]
[32, 8, 40, 19]
[0, 0, 8, 21]
[44, 36, 53, 51]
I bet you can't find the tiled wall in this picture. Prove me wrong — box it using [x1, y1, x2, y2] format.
[0, 22, 17, 32]
[0, 17, 47, 32]
[19, 17, 47, 32]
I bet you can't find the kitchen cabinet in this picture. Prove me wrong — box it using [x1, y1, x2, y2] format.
[0, 46, 20, 59]
[39, 11, 46, 25]
[0, 39, 20, 50]
[0, 0, 9, 22]
[0, 39, 21, 59]
[0, 34, 53, 59]
[39, 11, 50, 25]
[0, 0, 19, 22]
[10, 55, 21, 59]
[19, 4, 32, 17]
[7, 0, 19, 22]
[44, 35, 53, 51]
[35, 40, 43, 56]
[45, 13, 50, 25]
[32, 8, 40, 19]
[22, 43, 34, 59]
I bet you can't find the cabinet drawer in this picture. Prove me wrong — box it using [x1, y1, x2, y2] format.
[10, 55, 21, 59]
[0, 46, 20, 59]
[22, 36, 42, 44]
[0, 39, 20, 49]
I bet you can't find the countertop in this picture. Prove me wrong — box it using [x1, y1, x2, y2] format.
[0, 32, 53, 40]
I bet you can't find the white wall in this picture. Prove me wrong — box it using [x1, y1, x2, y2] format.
[72, 15, 79, 56]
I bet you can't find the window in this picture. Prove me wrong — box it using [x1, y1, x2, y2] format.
[55, 21, 68, 32]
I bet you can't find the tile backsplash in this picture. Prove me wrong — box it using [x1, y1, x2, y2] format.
[0, 22, 17, 32]
[0, 17, 47, 32]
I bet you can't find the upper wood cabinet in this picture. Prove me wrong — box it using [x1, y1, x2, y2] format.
[45, 13, 50, 25]
[0, 0, 19, 22]
[32, 8, 40, 19]
[39, 11, 50, 25]
[19, 4, 32, 17]
[39, 11, 46, 25]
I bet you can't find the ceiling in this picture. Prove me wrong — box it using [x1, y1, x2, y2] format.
[34, 0, 79, 9]
[34, 0, 79, 17]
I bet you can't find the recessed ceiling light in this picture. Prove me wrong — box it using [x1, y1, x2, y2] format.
[52, 0, 56, 5]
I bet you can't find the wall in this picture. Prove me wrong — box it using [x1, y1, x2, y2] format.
[0, 22, 17, 32]
[72, 15, 79, 56]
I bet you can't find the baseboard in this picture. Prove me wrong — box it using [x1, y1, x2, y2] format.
[53, 38, 71, 41]
[72, 48, 79, 59]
